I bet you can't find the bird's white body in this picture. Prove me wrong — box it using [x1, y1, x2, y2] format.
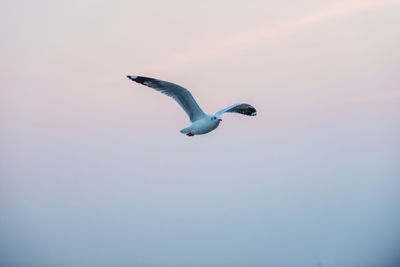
[126, 75, 256, 136]
[180, 114, 221, 135]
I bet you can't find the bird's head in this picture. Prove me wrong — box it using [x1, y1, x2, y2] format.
[210, 115, 222, 123]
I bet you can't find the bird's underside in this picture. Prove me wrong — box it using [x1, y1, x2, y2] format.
[127, 75, 257, 136]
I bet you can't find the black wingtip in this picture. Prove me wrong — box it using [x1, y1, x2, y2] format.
[126, 75, 136, 81]
[126, 76, 159, 86]
[234, 104, 257, 116]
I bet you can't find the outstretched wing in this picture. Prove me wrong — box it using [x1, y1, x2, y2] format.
[216, 103, 257, 117]
[127, 75, 206, 122]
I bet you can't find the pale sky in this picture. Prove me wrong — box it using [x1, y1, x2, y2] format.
[1, 0, 400, 266]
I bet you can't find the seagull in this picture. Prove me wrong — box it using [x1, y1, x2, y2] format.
[127, 75, 257, 136]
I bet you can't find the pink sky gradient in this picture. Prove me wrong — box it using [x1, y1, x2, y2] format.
[1, 1, 400, 266]
[140, 0, 400, 72]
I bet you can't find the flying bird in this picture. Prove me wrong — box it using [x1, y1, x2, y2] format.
[127, 75, 257, 136]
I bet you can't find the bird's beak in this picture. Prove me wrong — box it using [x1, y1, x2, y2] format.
[218, 118, 222, 122]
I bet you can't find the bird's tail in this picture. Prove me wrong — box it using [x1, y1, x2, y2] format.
[180, 127, 191, 135]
